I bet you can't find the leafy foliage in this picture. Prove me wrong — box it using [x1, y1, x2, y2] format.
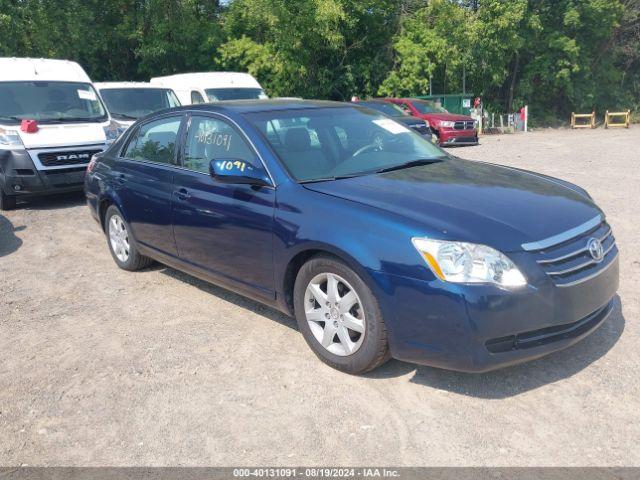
[1, 0, 638, 121]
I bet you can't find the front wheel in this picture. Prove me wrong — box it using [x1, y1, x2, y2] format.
[105, 205, 153, 271]
[293, 255, 390, 374]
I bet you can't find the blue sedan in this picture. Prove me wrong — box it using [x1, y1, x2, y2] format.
[85, 100, 619, 374]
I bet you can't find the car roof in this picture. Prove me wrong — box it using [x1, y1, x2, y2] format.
[95, 82, 172, 90]
[150, 72, 262, 90]
[162, 99, 352, 115]
[0, 57, 91, 83]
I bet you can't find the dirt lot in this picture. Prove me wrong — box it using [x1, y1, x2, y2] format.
[1, 126, 639, 466]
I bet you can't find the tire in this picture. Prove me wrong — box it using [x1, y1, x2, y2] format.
[104, 205, 153, 271]
[293, 254, 390, 374]
[0, 189, 17, 211]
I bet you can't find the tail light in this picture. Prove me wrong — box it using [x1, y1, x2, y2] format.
[87, 155, 98, 173]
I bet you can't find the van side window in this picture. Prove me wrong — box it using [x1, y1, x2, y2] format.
[182, 116, 255, 174]
[123, 116, 181, 165]
[191, 91, 205, 104]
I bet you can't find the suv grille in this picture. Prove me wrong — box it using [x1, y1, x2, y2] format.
[38, 149, 102, 167]
[532, 220, 618, 287]
[454, 120, 475, 130]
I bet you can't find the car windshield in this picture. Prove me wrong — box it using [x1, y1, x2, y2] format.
[206, 88, 267, 101]
[359, 102, 406, 117]
[99, 88, 180, 120]
[247, 106, 445, 182]
[411, 100, 448, 114]
[0, 81, 107, 123]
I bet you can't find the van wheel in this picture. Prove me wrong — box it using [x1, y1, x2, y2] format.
[293, 255, 390, 374]
[0, 190, 17, 211]
[105, 205, 153, 271]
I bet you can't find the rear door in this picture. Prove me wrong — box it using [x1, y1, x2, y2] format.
[171, 114, 276, 299]
[116, 114, 184, 256]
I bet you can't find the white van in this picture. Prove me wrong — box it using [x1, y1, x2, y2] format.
[95, 82, 181, 128]
[0, 58, 121, 210]
[150, 72, 267, 105]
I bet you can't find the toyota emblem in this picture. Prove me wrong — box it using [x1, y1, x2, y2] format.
[587, 237, 604, 262]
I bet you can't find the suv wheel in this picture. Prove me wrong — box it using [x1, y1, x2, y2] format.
[293, 255, 390, 374]
[105, 205, 153, 271]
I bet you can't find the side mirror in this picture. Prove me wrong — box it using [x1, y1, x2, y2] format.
[209, 159, 271, 187]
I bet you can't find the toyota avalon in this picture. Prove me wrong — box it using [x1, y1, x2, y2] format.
[85, 100, 619, 374]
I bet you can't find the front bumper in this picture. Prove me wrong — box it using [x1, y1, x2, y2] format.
[1, 147, 101, 197]
[438, 128, 479, 146]
[370, 254, 619, 372]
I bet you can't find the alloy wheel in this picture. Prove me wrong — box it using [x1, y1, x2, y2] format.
[304, 272, 366, 356]
[108, 214, 130, 263]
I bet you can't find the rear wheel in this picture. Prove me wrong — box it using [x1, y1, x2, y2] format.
[105, 205, 153, 271]
[0, 190, 17, 211]
[293, 255, 390, 374]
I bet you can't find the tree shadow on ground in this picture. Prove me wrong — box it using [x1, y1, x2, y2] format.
[0, 215, 25, 258]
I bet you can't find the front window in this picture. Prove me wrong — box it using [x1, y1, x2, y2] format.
[205, 88, 267, 101]
[0, 81, 107, 124]
[183, 115, 255, 174]
[123, 116, 181, 165]
[247, 107, 444, 182]
[99, 88, 180, 121]
[410, 100, 448, 114]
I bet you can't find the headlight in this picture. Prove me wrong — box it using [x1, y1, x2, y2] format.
[411, 238, 527, 287]
[0, 127, 24, 148]
[440, 121, 455, 128]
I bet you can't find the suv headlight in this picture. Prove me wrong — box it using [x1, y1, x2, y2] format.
[0, 127, 24, 148]
[440, 121, 455, 128]
[412, 238, 526, 287]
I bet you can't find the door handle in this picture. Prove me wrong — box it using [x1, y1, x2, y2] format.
[116, 173, 126, 185]
[175, 188, 191, 201]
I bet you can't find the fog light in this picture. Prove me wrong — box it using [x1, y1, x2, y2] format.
[13, 185, 22, 191]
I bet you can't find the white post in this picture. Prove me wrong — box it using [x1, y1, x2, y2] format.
[524, 105, 528, 132]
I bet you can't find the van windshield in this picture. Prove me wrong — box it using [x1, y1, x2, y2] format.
[205, 88, 267, 101]
[99, 88, 180, 120]
[0, 81, 107, 124]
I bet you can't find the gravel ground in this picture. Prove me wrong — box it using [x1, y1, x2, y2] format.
[0, 126, 638, 467]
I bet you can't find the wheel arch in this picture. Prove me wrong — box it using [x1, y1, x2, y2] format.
[279, 242, 376, 316]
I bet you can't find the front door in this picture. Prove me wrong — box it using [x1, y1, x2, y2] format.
[117, 115, 183, 256]
[171, 114, 275, 298]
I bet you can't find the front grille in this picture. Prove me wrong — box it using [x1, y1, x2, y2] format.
[38, 149, 102, 167]
[410, 124, 430, 135]
[454, 120, 475, 130]
[532, 220, 618, 287]
[485, 301, 612, 353]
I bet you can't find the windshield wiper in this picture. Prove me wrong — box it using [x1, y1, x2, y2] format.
[299, 174, 362, 184]
[111, 113, 138, 120]
[374, 157, 445, 174]
[0, 116, 24, 122]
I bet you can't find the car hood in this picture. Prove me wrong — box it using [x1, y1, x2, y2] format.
[15, 122, 109, 149]
[302, 158, 602, 252]
[424, 113, 472, 122]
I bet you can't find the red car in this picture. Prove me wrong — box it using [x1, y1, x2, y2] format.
[385, 98, 478, 146]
